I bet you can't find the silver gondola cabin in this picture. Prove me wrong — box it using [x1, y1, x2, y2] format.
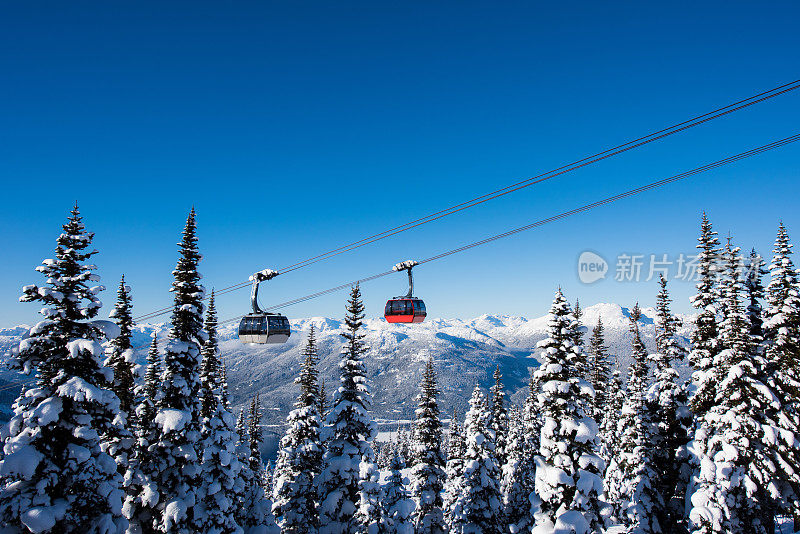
[238, 269, 291, 344]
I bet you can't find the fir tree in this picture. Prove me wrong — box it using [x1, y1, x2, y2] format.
[148, 208, 206, 533]
[239, 395, 275, 532]
[605, 303, 661, 533]
[356, 459, 383, 534]
[689, 213, 722, 418]
[409, 357, 446, 534]
[600, 367, 623, 467]
[587, 317, 612, 422]
[124, 334, 162, 533]
[448, 387, 504, 534]
[0, 204, 127, 532]
[442, 413, 466, 529]
[317, 284, 376, 534]
[273, 328, 323, 533]
[689, 238, 780, 534]
[532, 289, 604, 534]
[382, 456, 415, 534]
[107, 274, 136, 417]
[196, 290, 242, 533]
[489, 364, 509, 468]
[745, 248, 768, 341]
[763, 223, 800, 523]
[318, 377, 328, 420]
[501, 405, 536, 533]
[647, 276, 692, 531]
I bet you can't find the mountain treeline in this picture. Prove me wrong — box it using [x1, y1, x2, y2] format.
[0, 207, 799, 534]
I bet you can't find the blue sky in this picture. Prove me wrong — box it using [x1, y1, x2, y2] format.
[1, 1, 799, 327]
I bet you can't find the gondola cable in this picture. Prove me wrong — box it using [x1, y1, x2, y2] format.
[212, 132, 800, 326]
[131, 79, 800, 323]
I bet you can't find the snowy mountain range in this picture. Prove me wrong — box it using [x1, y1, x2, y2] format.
[0, 302, 694, 432]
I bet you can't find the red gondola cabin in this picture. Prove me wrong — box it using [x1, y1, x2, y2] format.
[384, 297, 427, 323]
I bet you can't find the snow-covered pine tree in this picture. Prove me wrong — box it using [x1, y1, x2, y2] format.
[532, 289, 604, 534]
[107, 274, 136, 417]
[442, 413, 466, 529]
[0, 204, 127, 532]
[148, 208, 206, 533]
[501, 405, 536, 533]
[409, 357, 446, 534]
[238, 395, 276, 533]
[600, 367, 624, 466]
[124, 334, 162, 533]
[689, 213, 722, 418]
[448, 387, 504, 534]
[356, 458, 383, 534]
[318, 378, 328, 421]
[195, 290, 242, 533]
[382, 456, 415, 534]
[317, 284, 376, 534]
[689, 238, 780, 534]
[103, 275, 136, 475]
[647, 275, 692, 531]
[763, 223, 800, 523]
[272, 327, 323, 533]
[745, 248, 768, 341]
[605, 303, 661, 533]
[263, 461, 274, 496]
[587, 316, 611, 422]
[521, 371, 542, 463]
[489, 364, 509, 468]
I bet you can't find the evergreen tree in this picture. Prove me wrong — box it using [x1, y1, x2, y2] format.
[148, 208, 206, 533]
[448, 387, 504, 534]
[587, 317, 612, 422]
[382, 456, 415, 534]
[442, 413, 466, 529]
[196, 290, 242, 533]
[646, 276, 692, 531]
[318, 378, 328, 420]
[745, 248, 768, 341]
[263, 461, 274, 496]
[238, 395, 275, 532]
[107, 274, 136, 417]
[605, 303, 661, 533]
[0, 205, 127, 532]
[317, 284, 376, 534]
[409, 357, 446, 534]
[356, 459, 383, 534]
[501, 406, 536, 533]
[689, 213, 722, 418]
[600, 367, 623, 467]
[532, 289, 604, 534]
[489, 364, 509, 468]
[763, 223, 800, 523]
[124, 334, 162, 533]
[273, 328, 323, 533]
[689, 238, 780, 534]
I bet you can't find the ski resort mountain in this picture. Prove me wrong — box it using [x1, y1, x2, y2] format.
[0, 302, 693, 429]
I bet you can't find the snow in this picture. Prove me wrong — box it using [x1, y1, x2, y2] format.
[155, 408, 193, 433]
[392, 260, 419, 271]
[21, 507, 57, 533]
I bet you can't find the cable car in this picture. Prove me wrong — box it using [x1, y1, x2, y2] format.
[238, 269, 291, 344]
[384, 260, 427, 324]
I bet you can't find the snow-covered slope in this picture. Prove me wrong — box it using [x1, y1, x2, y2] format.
[0, 303, 693, 427]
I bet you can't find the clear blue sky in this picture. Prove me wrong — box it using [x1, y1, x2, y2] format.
[2, 1, 799, 327]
